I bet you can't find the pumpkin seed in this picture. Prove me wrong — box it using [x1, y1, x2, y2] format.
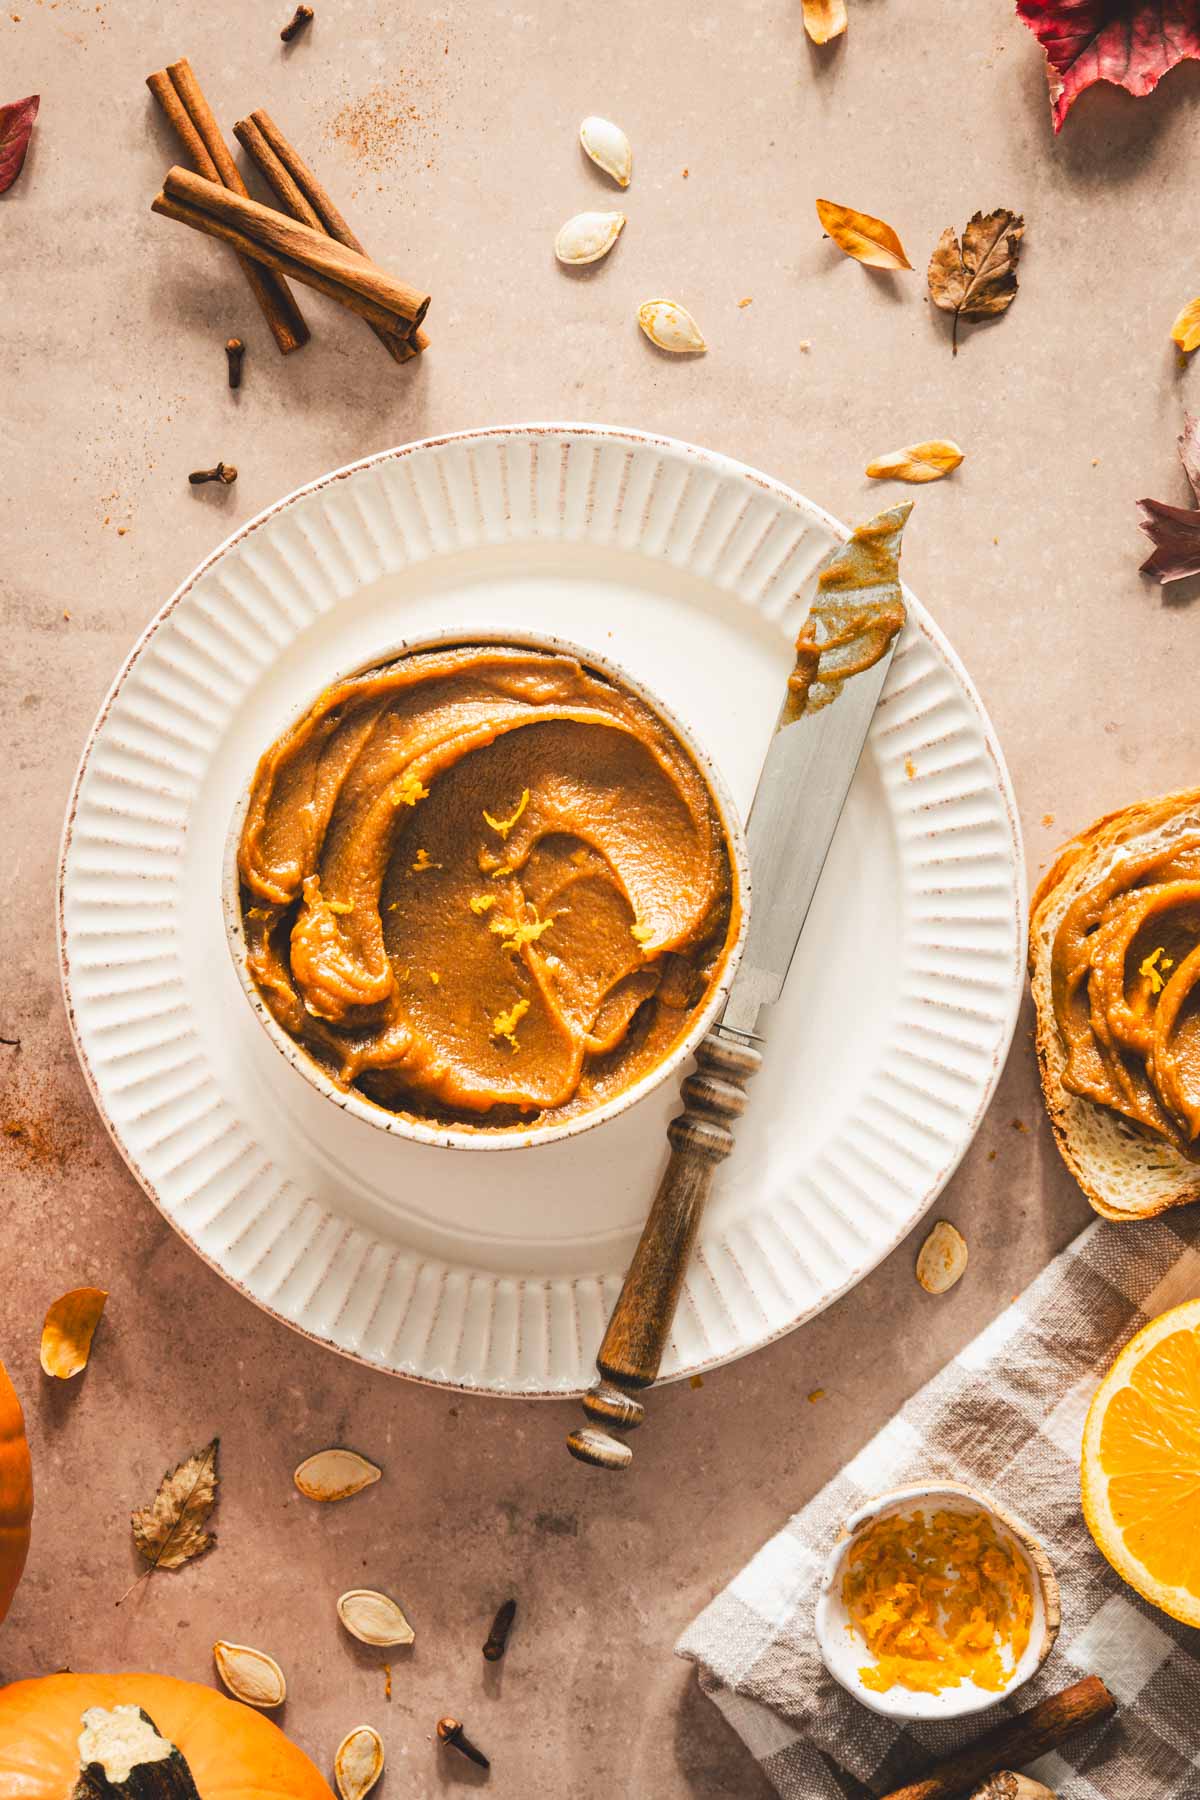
[637, 299, 707, 354]
[916, 1220, 969, 1294]
[579, 115, 632, 187]
[337, 1588, 415, 1646]
[555, 210, 625, 266]
[293, 1447, 381, 1502]
[212, 1640, 286, 1709]
[334, 1725, 385, 1800]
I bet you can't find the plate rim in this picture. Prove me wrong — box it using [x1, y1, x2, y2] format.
[57, 421, 1027, 1398]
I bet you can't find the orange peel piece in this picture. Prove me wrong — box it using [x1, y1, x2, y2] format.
[40, 1285, 108, 1379]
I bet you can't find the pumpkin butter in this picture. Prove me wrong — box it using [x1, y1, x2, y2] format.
[237, 645, 738, 1131]
[1051, 811, 1200, 1157]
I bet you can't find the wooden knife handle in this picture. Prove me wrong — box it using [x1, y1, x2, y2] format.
[566, 1029, 762, 1470]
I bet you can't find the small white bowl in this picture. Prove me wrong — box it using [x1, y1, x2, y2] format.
[221, 628, 749, 1153]
[814, 1481, 1060, 1724]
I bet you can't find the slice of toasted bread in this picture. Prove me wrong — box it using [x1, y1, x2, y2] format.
[1030, 788, 1200, 1220]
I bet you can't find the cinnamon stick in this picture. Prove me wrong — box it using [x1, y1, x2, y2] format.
[156, 166, 431, 331]
[233, 109, 429, 360]
[879, 1676, 1116, 1800]
[146, 61, 308, 355]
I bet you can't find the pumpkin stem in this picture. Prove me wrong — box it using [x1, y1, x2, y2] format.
[71, 1706, 201, 1800]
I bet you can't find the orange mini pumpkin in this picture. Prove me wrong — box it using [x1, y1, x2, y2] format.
[0, 1673, 334, 1798]
[0, 1353, 33, 1626]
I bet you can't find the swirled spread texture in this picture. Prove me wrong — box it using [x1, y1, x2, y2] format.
[1050, 799, 1200, 1159]
[237, 646, 738, 1131]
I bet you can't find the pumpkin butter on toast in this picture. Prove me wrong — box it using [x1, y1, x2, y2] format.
[1030, 788, 1200, 1219]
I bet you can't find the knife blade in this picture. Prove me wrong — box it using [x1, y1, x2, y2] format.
[565, 500, 912, 1470]
[720, 501, 912, 1038]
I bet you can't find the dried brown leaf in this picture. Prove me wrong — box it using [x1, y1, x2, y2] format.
[1138, 412, 1200, 583]
[1178, 411, 1200, 501]
[40, 1286, 108, 1378]
[0, 95, 38, 195]
[131, 1437, 219, 1575]
[816, 198, 912, 271]
[1171, 298, 1200, 354]
[928, 210, 1025, 354]
[865, 440, 964, 484]
[803, 0, 847, 44]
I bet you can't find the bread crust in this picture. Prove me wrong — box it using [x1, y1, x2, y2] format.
[1030, 789, 1200, 1220]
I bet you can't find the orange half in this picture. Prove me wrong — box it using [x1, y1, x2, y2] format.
[1081, 1297, 1200, 1626]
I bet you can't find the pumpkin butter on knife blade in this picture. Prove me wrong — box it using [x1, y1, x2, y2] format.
[238, 646, 737, 1130]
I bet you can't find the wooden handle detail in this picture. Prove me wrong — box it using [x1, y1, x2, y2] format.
[566, 1029, 761, 1470]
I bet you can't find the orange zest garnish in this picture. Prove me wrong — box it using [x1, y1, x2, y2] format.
[483, 788, 530, 839]
[391, 771, 429, 807]
[411, 848, 441, 873]
[491, 905, 554, 955]
[469, 894, 497, 915]
[842, 1508, 1032, 1695]
[1139, 946, 1175, 994]
[491, 997, 529, 1050]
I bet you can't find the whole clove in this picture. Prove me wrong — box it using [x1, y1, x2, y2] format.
[189, 463, 238, 487]
[436, 1717, 489, 1770]
[225, 337, 245, 388]
[483, 1598, 516, 1661]
[280, 4, 314, 40]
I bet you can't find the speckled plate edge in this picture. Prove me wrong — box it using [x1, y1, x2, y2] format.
[57, 423, 1026, 1398]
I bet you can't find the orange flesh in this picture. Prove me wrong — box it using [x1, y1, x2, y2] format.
[842, 1509, 1033, 1694]
[1099, 1324, 1200, 1597]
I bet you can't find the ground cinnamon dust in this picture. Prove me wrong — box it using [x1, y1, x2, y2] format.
[325, 79, 440, 174]
[842, 1508, 1033, 1694]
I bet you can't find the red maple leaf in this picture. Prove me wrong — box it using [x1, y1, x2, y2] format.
[1016, 1, 1200, 131]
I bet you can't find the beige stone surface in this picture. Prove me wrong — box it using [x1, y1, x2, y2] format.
[3, 0, 1196, 1791]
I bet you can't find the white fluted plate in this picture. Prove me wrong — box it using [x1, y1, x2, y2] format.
[58, 426, 1024, 1396]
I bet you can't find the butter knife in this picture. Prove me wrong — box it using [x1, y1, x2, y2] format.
[566, 503, 913, 1470]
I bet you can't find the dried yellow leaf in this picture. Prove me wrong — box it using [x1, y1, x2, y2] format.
[40, 1285, 107, 1378]
[131, 1438, 219, 1574]
[1171, 298, 1200, 354]
[293, 1447, 381, 1502]
[802, 0, 847, 44]
[816, 198, 912, 271]
[865, 440, 964, 484]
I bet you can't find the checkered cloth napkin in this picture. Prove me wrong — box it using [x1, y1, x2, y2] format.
[677, 1211, 1200, 1799]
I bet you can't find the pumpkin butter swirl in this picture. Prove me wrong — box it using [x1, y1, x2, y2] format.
[1051, 805, 1200, 1157]
[238, 645, 738, 1130]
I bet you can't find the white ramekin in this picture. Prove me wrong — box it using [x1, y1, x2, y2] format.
[814, 1480, 1061, 1724]
[221, 628, 749, 1153]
